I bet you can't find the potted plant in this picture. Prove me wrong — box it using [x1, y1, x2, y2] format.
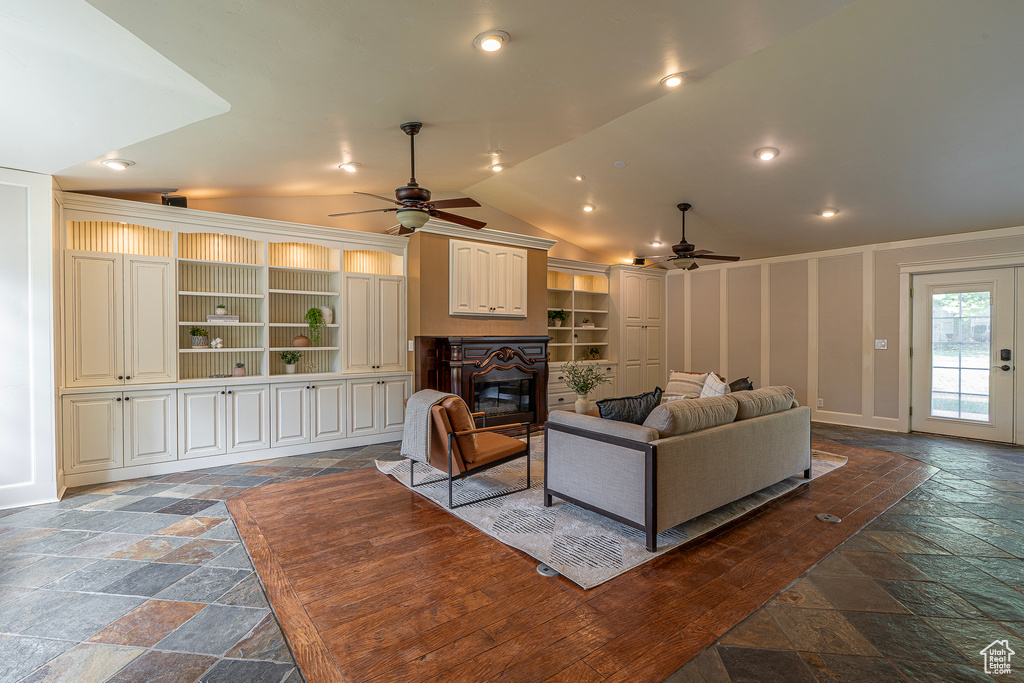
[215, 303, 227, 316]
[548, 309, 569, 328]
[305, 307, 325, 347]
[233, 362, 246, 377]
[560, 359, 609, 414]
[280, 350, 302, 373]
[189, 326, 209, 349]
[587, 347, 602, 360]
[580, 317, 595, 328]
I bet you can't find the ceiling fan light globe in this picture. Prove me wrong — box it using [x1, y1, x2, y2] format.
[396, 208, 429, 230]
[673, 257, 695, 269]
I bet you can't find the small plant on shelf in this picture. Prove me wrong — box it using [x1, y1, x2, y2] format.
[548, 309, 569, 327]
[305, 307, 325, 347]
[280, 350, 302, 373]
[580, 317, 594, 328]
[189, 326, 209, 349]
[586, 347, 602, 360]
[215, 303, 227, 315]
[233, 362, 246, 377]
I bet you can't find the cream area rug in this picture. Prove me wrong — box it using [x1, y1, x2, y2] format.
[376, 444, 846, 589]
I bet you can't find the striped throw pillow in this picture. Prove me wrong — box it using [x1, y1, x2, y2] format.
[666, 371, 708, 398]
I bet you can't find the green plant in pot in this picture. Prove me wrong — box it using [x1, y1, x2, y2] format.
[305, 307, 325, 347]
[189, 326, 209, 349]
[233, 361, 246, 377]
[280, 350, 303, 373]
[548, 309, 569, 328]
[560, 359, 608, 414]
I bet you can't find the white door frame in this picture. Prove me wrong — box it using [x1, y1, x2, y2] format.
[898, 252, 1024, 434]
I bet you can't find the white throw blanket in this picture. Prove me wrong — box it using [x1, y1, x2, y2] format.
[400, 390, 458, 463]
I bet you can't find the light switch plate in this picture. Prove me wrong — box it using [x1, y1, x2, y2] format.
[408, 339, 415, 351]
[875, 339, 887, 350]
[817, 398, 824, 408]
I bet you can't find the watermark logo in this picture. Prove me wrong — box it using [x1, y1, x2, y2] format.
[981, 640, 1015, 675]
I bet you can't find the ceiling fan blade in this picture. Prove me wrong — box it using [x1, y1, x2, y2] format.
[644, 256, 675, 265]
[695, 254, 741, 261]
[687, 262, 700, 270]
[689, 249, 714, 256]
[328, 208, 399, 217]
[429, 210, 487, 230]
[397, 226, 415, 235]
[428, 197, 481, 209]
[353, 191, 402, 205]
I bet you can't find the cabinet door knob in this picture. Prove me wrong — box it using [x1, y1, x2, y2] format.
[220, 391, 225, 395]
[227, 390, 233, 394]
[117, 375, 124, 380]
[124, 396, 131, 401]
[116, 397, 122, 402]
[558, 397, 564, 402]
[125, 376, 131, 380]
[310, 385, 316, 389]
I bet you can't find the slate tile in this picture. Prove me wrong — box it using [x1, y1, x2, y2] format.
[105, 649, 218, 683]
[16, 529, 101, 555]
[0, 555, 95, 588]
[798, 652, 906, 683]
[226, 613, 292, 661]
[923, 616, 1020, 661]
[0, 528, 58, 552]
[118, 497, 184, 513]
[153, 604, 268, 655]
[900, 554, 996, 585]
[44, 559, 142, 592]
[839, 551, 932, 581]
[963, 556, 1024, 585]
[719, 609, 792, 649]
[878, 580, 985, 618]
[154, 516, 227, 538]
[155, 566, 250, 603]
[835, 533, 893, 554]
[0, 584, 35, 608]
[155, 539, 233, 565]
[119, 483, 177, 497]
[216, 573, 269, 608]
[219, 475, 272, 487]
[213, 464, 260, 475]
[0, 508, 63, 528]
[77, 495, 147, 511]
[198, 659, 294, 683]
[151, 484, 214, 498]
[18, 643, 145, 683]
[23, 592, 146, 640]
[88, 599, 206, 647]
[54, 493, 109, 510]
[190, 475, 238, 486]
[206, 543, 253, 569]
[864, 531, 951, 555]
[807, 576, 910, 613]
[0, 551, 45, 579]
[110, 513, 189, 536]
[280, 467, 324, 478]
[62, 510, 147, 533]
[282, 668, 304, 683]
[249, 466, 292, 476]
[108, 536, 190, 561]
[940, 516, 1022, 538]
[47, 509, 113, 529]
[193, 486, 248, 500]
[947, 580, 1024, 621]
[769, 578, 835, 610]
[717, 646, 816, 683]
[98, 562, 197, 597]
[0, 636, 75, 682]
[917, 531, 1013, 557]
[766, 606, 879, 656]
[0, 588, 77, 635]
[60, 532, 149, 558]
[983, 535, 1024, 559]
[154, 498, 218, 516]
[199, 521, 241, 541]
[203, 502, 230, 517]
[887, 514, 962, 534]
[892, 659, 997, 682]
[842, 612, 968, 663]
[155, 472, 208, 484]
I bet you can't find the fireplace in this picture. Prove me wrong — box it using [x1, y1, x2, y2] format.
[415, 336, 549, 426]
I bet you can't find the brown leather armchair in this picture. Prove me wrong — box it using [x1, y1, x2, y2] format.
[410, 396, 531, 509]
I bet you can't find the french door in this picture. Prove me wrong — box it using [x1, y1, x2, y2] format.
[911, 269, 1014, 442]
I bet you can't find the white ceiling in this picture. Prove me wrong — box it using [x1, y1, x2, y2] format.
[42, 0, 1024, 261]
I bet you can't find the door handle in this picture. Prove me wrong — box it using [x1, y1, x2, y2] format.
[993, 365, 1012, 371]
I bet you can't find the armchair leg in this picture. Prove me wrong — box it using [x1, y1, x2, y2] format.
[544, 493, 552, 507]
[804, 467, 812, 480]
[646, 527, 657, 552]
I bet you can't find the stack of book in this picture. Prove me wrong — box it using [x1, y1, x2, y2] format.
[206, 314, 240, 323]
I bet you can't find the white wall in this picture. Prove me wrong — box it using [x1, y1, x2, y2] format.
[0, 168, 57, 508]
[668, 224, 1024, 431]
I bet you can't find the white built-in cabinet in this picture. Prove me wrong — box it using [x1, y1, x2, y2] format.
[178, 384, 270, 459]
[449, 239, 527, 317]
[611, 266, 666, 395]
[348, 377, 409, 436]
[64, 251, 176, 387]
[62, 389, 177, 474]
[343, 273, 406, 374]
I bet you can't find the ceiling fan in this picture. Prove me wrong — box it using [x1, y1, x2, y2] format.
[328, 122, 486, 235]
[635, 203, 740, 270]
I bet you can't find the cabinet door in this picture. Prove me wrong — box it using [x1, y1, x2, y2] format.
[343, 273, 375, 373]
[375, 275, 406, 372]
[64, 252, 123, 387]
[62, 393, 123, 474]
[623, 324, 643, 364]
[643, 326, 664, 392]
[271, 383, 310, 447]
[471, 243, 494, 314]
[347, 380, 379, 436]
[178, 388, 226, 459]
[623, 363, 644, 396]
[227, 384, 270, 453]
[380, 378, 408, 433]
[124, 390, 177, 466]
[449, 240, 475, 314]
[125, 257, 176, 384]
[508, 248, 527, 316]
[643, 276, 664, 324]
[622, 272, 643, 323]
[491, 249, 511, 315]
[312, 381, 345, 442]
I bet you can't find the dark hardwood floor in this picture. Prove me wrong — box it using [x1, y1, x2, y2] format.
[228, 440, 935, 682]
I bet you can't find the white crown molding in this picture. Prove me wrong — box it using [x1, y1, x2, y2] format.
[609, 263, 667, 277]
[418, 219, 556, 251]
[547, 257, 610, 274]
[898, 251, 1024, 273]
[59, 192, 409, 251]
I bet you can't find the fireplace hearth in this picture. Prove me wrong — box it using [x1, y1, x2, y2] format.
[415, 336, 549, 426]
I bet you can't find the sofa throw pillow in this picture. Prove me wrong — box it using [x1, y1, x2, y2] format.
[700, 373, 729, 398]
[665, 371, 708, 398]
[597, 387, 664, 425]
[728, 376, 754, 392]
[733, 386, 796, 420]
[661, 394, 690, 404]
[643, 395, 738, 438]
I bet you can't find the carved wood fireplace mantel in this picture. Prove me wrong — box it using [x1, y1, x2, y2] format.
[415, 336, 550, 426]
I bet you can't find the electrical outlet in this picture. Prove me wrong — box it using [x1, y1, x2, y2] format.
[875, 339, 887, 350]
[408, 339, 414, 352]
[817, 398, 824, 408]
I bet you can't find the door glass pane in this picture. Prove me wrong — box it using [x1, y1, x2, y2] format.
[931, 291, 990, 421]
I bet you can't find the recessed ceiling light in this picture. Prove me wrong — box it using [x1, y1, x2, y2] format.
[819, 208, 838, 218]
[101, 159, 134, 170]
[755, 147, 780, 161]
[582, 204, 595, 212]
[338, 162, 361, 172]
[490, 163, 504, 172]
[573, 174, 585, 181]
[613, 161, 627, 168]
[474, 30, 509, 52]
[660, 72, 686, 87]
[650, 241, 662, 247]
[487, 150, 501, 156]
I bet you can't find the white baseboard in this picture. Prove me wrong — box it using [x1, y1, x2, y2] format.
[812, 410, 902, 432]
[62, 431, 402, 490]
[0, 482, 60, 511]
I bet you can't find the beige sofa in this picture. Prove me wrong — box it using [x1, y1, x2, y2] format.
[544, 386, 811, 551]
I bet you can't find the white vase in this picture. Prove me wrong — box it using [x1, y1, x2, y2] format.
[215, 306, 227, 316]
[285, 364, 296, 374]
[319, 306, 333, 325]
[575, 395, 590, 414]
[552, 319, 562, 327]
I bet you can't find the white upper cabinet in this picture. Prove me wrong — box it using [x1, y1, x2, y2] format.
[448, 239, 528, 317]
[342, 273, 406, 374]
[64, 251, 175, 387]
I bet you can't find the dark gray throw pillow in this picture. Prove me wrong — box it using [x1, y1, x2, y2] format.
[729, 377, 753, 392]
[596, 387, 663, 425]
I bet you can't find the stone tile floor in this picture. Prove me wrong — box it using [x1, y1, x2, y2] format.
[669, 425, 1024, 683]
[0, 443, 404, 683]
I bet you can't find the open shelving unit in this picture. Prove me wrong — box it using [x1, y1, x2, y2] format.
[547, 269, 611, 363]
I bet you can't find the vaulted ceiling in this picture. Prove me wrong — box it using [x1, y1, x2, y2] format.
[36, 0, 1024, 262]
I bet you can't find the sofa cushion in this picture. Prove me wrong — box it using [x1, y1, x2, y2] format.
[733, 386, 796, 420]
[642, 395, 738, 438]
[666, 371, 707, 398]
[728, 376, 754, 392]
[596, 387, 663, 425]
[700, 373, 730, 397]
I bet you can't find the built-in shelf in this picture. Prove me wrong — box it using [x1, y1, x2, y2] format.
[268, 289, 340, 296]
[573, 326, 608, 331]
[269, 346, 340, 352]
[549, 343, 572, 348]
[269, 265, 336, 274]
[575, 309, 608, 314]
[179, 291, 265, 299]
[179, 321, 264, 327]
[178, 258, 263, 269]
[269, 323, 340, 328]
[179, 347, 264, 353]
[548, 267, 612, 363]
